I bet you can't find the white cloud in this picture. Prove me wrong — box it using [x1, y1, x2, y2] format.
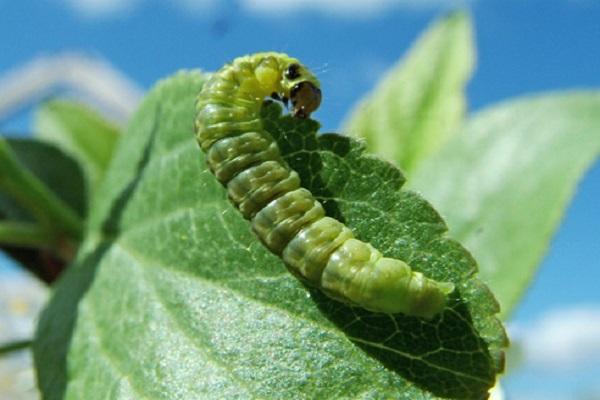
[511, 305, 600, 370]
[62, 0, 218, 19]
[63, 0, 140, 18]
[240, 0, 470, 18]
[62, 0, 466, 19]
[0, 53, 143, 124]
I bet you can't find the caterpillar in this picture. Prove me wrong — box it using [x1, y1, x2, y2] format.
[194, 52, 454, 318]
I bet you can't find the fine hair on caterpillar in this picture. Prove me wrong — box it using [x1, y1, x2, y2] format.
[194, 52, 454, 319]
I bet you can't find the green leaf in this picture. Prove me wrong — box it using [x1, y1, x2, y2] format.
[0, 339, 32, 356]
[35, 72, 505, 399]
[0, 137, 85, 237]
[0, 221, 56, 249]
[342, 11, 474, 174]
[34, 100, 120, 197]
[0, 138, 86, 280]
[410, 92, 600, 318]
[0, 138, 87, 221]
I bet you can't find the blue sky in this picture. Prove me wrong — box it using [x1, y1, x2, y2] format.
[1, 0, 599, 398]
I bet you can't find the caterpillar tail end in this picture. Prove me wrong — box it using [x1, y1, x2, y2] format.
[407, 279, 455, 320]
[439, 281, 455, 295]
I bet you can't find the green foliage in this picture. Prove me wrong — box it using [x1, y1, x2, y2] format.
[343, 12, 474, 174]
[0, 138, 85, 240]
[0, 138, 86, 279]
[35, 72, 505, 399]
[0, 138, 87, 220]
[410, 93, 600, 317]
[0, 10, 594, 400]
[0, 100, 118, 277]
[35, 100, 120, 200]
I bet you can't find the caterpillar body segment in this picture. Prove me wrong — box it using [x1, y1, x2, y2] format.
[194, 52, 454, 318]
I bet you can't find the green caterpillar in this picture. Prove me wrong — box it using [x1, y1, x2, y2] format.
[194, 52, 454, 318]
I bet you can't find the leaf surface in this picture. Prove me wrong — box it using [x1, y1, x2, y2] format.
[35, 72, 505, 400]
[410, 92, 600, 317]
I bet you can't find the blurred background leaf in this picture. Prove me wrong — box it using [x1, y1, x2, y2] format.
[0, 138, 86, 281]
[35, 100, 120, 200]
[410, 92, 600, 318]
[343, 12, 474, 174]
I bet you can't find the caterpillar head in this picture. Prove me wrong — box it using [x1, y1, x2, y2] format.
[279, 61, 322, 119]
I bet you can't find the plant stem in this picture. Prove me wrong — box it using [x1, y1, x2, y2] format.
[0, 339, 32, 356]
[0, 138, 83, 240]
[0, 221, 55, 248]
